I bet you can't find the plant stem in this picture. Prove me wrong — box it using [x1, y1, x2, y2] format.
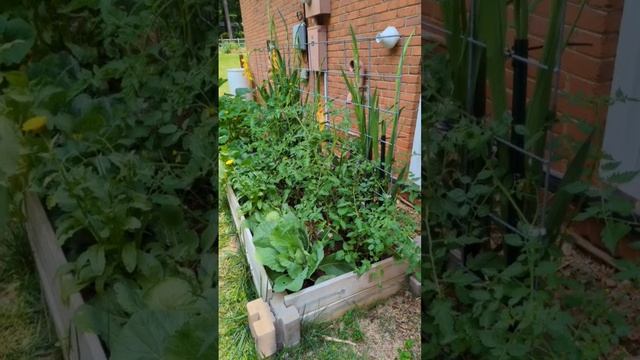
[425, 208, 442, 297]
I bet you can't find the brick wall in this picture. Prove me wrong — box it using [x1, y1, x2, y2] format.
[423, 0, 624, 173]
[240, 0, 421, 167]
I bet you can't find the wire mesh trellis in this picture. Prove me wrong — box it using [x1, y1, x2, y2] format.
[236, 32, 420, 192]
[423, 2, 570, 242]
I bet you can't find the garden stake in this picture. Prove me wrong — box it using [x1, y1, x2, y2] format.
[380, 134, 386, 180]
[506, 37, 529, 265]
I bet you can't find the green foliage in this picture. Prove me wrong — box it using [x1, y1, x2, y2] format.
[220, 41, 240, 54]
[0, 15, 35, 65]
[221, 20, 420, 289]
[545, 131, 594, 244]
[423, 30, 639, 358]
[335, 309, 363, 342]
[109, 310, 215, 360]
[253, 210, 324, 292]
[396, 339, 414, 360]
[222, 95, 419, 278]
[255, 14, 301, 111]
[341, 26, 414, 183]
[0, 1, 216, 357]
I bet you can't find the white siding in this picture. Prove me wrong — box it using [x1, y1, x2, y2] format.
[602, 0, 640, 199]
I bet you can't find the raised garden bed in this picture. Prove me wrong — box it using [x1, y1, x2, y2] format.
[226, 184, 418, 348]
[24, 193, 107, 360]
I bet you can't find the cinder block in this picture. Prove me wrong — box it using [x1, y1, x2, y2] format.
[247, 299, 277, 358]
[253, 319, 276, 358]
[269, 293, 301, 349]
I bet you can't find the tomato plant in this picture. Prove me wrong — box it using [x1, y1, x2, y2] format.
[220, 21, 420, 290]
[0, 1, 216, 357]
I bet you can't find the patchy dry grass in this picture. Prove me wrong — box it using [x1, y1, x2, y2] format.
[219, 196, 258, 360]
[0, 228, 61, 359]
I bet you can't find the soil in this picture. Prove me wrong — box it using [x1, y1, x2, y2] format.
[560, 242, 640, 357]
[354, 290, 421, 359]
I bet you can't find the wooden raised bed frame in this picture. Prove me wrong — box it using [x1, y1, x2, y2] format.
[24, 193, 107, 360]
[226, 184, 419, 349]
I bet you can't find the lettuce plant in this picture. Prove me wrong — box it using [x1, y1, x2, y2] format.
[253, 210, 324, 292]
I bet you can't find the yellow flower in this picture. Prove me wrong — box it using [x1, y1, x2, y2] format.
[241, 57, 254, 82]
[270, 50, 280, 72]
[316, 104, 325, 131]
[225, 159, 234, 165]
[22, 116, 47, 133]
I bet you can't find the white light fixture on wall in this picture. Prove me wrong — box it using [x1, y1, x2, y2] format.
[375, 26, 400, 49]
[301, 0, 311, 5]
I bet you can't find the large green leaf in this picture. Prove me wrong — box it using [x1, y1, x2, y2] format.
[601, 221, 631, 255]
[273, 266, 307, 292]
[143, 277, 197, 311]
[114, 282, 145, 314]
[110, 310, 188, 360]
[163, 314, 217, 360]
[0, 16, 35, 65]
[318, 253, 352, 277]
[74, 303, 126, 349]
[255, 246, 284, 272]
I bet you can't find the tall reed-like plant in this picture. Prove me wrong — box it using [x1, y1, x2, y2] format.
[436, 0, 593, 245]
[341, 26, 414, 189]
[256, 13, 301, 109]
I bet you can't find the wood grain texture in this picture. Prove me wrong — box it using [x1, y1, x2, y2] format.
[284, 257, 408, 313]
[24, 193, 107, 360]
[226, 184, 273, 300]
[300, 274, 407, 323]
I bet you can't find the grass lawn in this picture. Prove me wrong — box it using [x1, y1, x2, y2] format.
[219, 50, 244, 97]
[0, 227, 61, 359]
[218, 183, 421, 359]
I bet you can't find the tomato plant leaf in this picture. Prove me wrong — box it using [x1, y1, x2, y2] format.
[601, 221, 631, 255]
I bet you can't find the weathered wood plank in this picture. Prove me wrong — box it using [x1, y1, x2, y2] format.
[300, 273, 407, 323]
[226, 184, 245, 245]
[226, 184, 273, 300]
[284, 257, 408, 313]
[24, 193, 107, 360]
[409, 275, 421, 296]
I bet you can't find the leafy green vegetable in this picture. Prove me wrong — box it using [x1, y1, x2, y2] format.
[253, 211, 324, 292]
[110, 310, 188, 360]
